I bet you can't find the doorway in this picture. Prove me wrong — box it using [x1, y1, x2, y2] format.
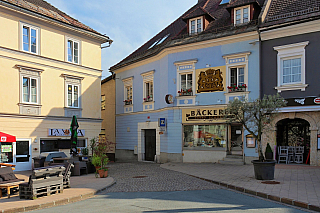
[14, 139, 32, 171]
[230, 124, 243, 155]
[145, 129, 156, 161]
[276, 118, 310, 164]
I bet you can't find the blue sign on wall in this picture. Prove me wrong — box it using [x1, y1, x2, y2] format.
[159, 118, 166, 127]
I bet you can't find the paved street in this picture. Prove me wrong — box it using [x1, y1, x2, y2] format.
[30, 162, 311, 213]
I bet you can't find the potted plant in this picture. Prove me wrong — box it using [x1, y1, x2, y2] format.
[225, 94, 286, 180]
[92, 142, 109, 178]
[265, 143, 273, 160]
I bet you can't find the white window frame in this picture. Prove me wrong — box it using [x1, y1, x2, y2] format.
[223, 52, 250, 103]
[273, 41, 309, 92]
[174, 60, 197, 97]
[141, 71, 154, 102]
[189, 17, 203, 35]
[122, 77, 133, 106]
[67, 84, 80, 108]
[65, 37, 81, 64]
[230, 66, 245, 86]
[234, 5, 250, 25]
[20, 22, 40, 54]
[62, 74, 83, 109]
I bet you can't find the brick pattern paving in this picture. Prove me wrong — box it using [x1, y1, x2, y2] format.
[161, 163, 320, 207]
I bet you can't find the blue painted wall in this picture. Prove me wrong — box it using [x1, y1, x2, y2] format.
[116, 39, 260, 158]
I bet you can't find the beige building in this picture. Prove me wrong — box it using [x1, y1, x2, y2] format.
[100, 75, 116, 161]
[0, 0, 111, 171]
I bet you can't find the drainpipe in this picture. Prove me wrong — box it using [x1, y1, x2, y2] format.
[257, 29, 262, 99]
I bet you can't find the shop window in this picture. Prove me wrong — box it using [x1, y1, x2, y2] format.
[0, 142, 13, 163]
[183, 124, 227, 150]
[274, 41, 309, 92]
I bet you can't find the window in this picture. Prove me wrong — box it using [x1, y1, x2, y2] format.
[234, 6, 250, 25]
[23, 77, 37, 103]
[141, 71, 154, 111]
[101, 95, 106, 110]
[144, 81, 153, 102]
[62, 74, 83, 117]
[274, 41, 309, 92]
[122, 77, 133, 106]
[66, 37, 80, 64]
[68, 85, 79, 108]
[189, 17, 203, 34]
[230, 67, 245, 86]
[179, 73, 193, 96]
[21, 23, 39, 54]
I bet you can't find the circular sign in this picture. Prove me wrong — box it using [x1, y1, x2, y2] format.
[314, 98, 320, 104]
[165, 94, 174, 104]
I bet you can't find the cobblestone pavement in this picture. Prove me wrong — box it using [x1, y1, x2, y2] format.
[104, 162, 222, 193]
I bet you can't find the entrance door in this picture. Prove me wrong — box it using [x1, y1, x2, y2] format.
[14, 139, 32, 171]
[230, 125, 243, 155]
[145, 129, 156, 161]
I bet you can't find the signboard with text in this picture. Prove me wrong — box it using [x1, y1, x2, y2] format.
[182, 108, 226, 124]
[48, 129, 85, 137]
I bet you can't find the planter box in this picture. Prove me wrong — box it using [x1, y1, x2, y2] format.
[252, 160, 276, 180]
[179, 92, 193, 96]
[228, 87, 246, 93]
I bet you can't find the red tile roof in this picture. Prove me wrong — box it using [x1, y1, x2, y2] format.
[1, 0, 104, 36]
[110, 0, 264, 71]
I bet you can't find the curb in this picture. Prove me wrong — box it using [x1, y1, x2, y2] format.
[0, 179, 116, 213]
[189, 175, 320, 212]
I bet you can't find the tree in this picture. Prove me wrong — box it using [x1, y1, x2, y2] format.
[225, 94, 286, 161]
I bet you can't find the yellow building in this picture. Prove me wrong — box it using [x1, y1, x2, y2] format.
[100, 75, 116, 161]
[0, 0, 111, 171]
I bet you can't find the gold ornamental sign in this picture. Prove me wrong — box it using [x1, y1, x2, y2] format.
[196, 66, 226, 94]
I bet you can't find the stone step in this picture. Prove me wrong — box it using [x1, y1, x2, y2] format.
[225, 155, 242, 159]
[223, 157, 243, 162]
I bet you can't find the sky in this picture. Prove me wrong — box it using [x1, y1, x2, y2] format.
[45, 0, 196, 79]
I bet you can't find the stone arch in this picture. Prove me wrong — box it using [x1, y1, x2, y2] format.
[271, 112, 317, 130]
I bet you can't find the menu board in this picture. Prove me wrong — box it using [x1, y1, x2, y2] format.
[1, 145, 12, 152]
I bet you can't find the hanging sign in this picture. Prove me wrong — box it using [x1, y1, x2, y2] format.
[48, 129, 85, 137]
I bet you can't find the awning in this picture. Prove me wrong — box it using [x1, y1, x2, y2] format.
[0, 132, 16, 143]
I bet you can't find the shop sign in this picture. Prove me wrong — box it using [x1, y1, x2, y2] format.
[182, 108, 226, 123]
[1, 145, 12, 152]
[165, 94, 174, 104]
[48, 129, 85, 137]
[197, 69, 224, 93]
[286, 97, 320, 106]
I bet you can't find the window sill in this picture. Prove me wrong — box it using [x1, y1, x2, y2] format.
[124, 104, 133, 107]
[275, 84, 308, 92]
[224, 91, 250, 96]
[64, 107, 82, 110]
[142, 101, 154, 104]
[176, 95, 196, 99]
[18, 103, 41, 107]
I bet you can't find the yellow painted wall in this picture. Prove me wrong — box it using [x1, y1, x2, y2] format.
[101, 79, 116, 144]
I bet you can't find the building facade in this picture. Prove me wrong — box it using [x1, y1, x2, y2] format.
[0, 0, 111, 171]
[111, 0, 266, 163]
[260, 0, 320, 165]
[101, 75, 116, 161]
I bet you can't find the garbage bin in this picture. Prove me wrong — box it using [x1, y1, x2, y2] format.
[33, 156, 46, 168]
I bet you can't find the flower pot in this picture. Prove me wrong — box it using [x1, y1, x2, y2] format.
[98, 169, 108, 178]
[251, 160, 276, 180]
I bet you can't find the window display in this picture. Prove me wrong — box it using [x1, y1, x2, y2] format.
[0, 142, 13, 163]
[183, 124, 227, 150]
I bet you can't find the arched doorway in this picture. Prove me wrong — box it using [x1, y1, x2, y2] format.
[276, 118, 310, 164]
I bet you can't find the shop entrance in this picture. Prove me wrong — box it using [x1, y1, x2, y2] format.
[145, 129, 156, 161]
[230, 125, 243, 155]
[276, 118, 310, 164]
[14, 139, 32, 171]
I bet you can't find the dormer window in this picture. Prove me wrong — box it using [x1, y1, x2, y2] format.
[234, 6, 249, 25]
[189, 17, 203, 34]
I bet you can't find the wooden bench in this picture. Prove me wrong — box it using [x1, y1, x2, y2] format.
[0, 181, 24, 198]
[19, 165, 65, 200]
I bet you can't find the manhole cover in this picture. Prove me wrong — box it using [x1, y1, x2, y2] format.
[261, 181, 280, 184]
[132, 176, 147, 178]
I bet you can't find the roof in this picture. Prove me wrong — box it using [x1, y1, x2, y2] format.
[261, 0, 320, 28]
[227, 0, 264, 9]
[110, 0, 264, 71]
[101, 74, 114, 84]
[0, 0, 108, 38]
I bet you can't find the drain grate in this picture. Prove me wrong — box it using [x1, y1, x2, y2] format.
[261, 181, 280, 184]
[132, 176, 147, 178]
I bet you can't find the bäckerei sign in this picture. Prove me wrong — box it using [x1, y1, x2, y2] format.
[48, 129, 85, 137]
[182, 108, 226, 124]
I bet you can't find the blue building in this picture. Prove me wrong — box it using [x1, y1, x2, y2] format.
[110, 0, 266, 163]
